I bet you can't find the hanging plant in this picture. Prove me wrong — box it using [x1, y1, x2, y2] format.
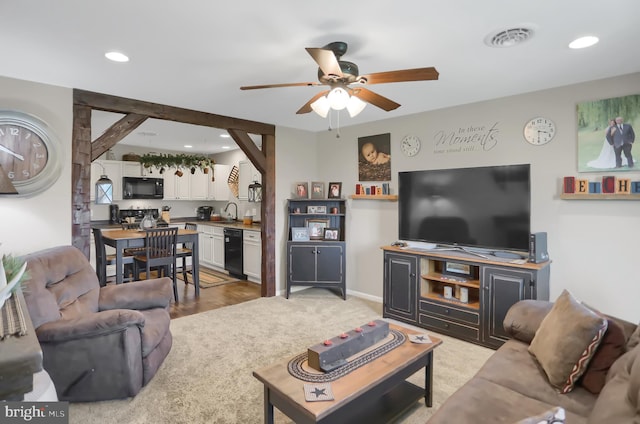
[139, 153, 214, 175]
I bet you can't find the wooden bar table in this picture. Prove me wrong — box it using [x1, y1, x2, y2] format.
[253, 324, 442, 424]
[101, 228, 200, 296]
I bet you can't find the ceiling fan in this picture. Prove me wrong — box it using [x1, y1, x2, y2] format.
[240, 41, 439, 117]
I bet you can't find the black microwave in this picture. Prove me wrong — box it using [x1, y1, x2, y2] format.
[122, 177, 164, 199]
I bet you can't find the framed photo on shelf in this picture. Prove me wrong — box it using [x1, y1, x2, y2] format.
[293, 182, 309, 199]
[306, 218, 330, 240]
[323, 228, 340, 241]
[291, 227, 310, 241]
[328, 182, 342, 199]
[311, 181, 325, 199]
[307, 205, 327, 214]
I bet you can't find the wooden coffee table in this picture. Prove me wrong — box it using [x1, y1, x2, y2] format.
[253, 324, 442, 424]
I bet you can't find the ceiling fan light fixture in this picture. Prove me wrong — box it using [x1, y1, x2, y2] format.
[347, 95, 367, 117]
[310, 96, 330, 118]
[327, 87, 349, 110]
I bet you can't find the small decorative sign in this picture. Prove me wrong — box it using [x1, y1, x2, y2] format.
[304, 383, 334, 402]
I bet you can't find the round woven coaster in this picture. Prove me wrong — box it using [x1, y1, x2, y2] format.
[287, 329, 406, 382]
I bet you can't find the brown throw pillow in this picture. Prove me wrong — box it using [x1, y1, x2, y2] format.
[580, 318, 626, 394]
[529, 290, 608, 393]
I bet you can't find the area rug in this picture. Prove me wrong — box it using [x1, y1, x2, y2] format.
[177, 266, 237, 288]
[68, 289, 493, 424]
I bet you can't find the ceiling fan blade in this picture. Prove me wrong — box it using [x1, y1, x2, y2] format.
[240, 81, 321, 90]
[305, 48, 343, 77]
[358, 67, 439, 85]
[296, 90, 330, 114]
[350, 87, 401, 111]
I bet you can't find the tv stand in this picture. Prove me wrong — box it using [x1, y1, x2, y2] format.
[382, 246, 551, 349]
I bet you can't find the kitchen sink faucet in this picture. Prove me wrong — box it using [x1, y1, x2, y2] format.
[223, 202, 238, 220]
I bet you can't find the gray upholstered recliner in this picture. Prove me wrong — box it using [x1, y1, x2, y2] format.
[21, 245, 173, 402]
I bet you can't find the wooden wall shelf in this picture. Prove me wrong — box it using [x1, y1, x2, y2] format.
[560, 193, 640, 200]
[349, 194, 398, 201]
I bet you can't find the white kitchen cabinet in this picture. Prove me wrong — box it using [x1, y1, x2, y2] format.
[197, 224, 225, 270]
[197, 224, 215, 266]
[90, 160, 123, 201]
[163, 167, 191, 200]
[209, 164, 230, 201]
[211, 226, 225, 269]
[243, 229, 261, 283]
[122, 162, 143, 177]
[238, 160, 261, 201]
[190, 168, 210, 200]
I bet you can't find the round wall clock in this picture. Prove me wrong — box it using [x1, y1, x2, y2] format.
[0, 110, 62, 197]
[401, 134, 421, 157]
[523, 117, 556, 145]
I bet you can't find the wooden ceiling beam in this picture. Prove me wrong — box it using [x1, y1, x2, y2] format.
[227, 128, 265, 174]
[74, 89, 275, 136]
[91, 113, 148, 161]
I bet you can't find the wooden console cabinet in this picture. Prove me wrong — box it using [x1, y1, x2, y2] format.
[383, 246, 550, 349]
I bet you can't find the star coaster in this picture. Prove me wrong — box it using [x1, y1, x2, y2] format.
[303, 383, 334, 402]
[409, 333, 433, 344]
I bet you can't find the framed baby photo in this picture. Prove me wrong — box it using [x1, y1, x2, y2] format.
[311, 181, 325, 199]
[306, 218, 330, 240]
[291, 227, 310, 241]
[327, 182, 342, 199]
[293, 182, 309, 199]
[358, 133, 391, 181]
[323, 227, 340, 241]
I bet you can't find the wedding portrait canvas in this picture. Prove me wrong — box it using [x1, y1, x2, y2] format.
[577, 94, 639, 172]
[358, 133, 391, 181]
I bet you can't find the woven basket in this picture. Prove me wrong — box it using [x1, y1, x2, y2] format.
[122, 153, 140, 162]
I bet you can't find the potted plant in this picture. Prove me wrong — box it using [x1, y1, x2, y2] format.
[0, 253, 28, 309]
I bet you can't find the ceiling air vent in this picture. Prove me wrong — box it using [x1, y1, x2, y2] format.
[486, 28, 534, 48]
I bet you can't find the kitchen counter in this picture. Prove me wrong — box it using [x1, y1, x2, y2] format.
[91, 218, 261, 231]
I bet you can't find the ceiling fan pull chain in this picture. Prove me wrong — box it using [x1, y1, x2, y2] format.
[336, 111, 341, 138]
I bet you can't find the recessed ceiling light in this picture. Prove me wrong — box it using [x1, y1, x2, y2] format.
[184, 145, 193, 148]
[105, 51, 129, 62]
[222, 146, 230, 149]
[220, 134, 230, 138]
[569, 36, 599, 49]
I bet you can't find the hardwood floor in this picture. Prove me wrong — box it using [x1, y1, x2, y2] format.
[169, 274, 262, 319]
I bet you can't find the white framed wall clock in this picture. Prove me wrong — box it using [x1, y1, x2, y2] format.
[523, 117, 556, 146]
[400, 134, 421, 157]
[0, 110, 63, 197]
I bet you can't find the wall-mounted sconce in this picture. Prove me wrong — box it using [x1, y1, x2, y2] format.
[94, 162, 113, 205]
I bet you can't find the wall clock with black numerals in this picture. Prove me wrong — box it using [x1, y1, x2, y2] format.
[0, 111, 62, 197]
[523, 117, 556, 146]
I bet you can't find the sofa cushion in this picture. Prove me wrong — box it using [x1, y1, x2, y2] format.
[504, 300, 554, 343]
[587, 345, 640, 423]
[427, 375, 588, 424]
[579, 318, 626, 394]
[477, 340, 597, 417]
[529, 290, 608, 393]
[514, 406, 565, 424]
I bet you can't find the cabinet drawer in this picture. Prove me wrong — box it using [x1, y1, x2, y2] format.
[419, 314, 480, 341]
[419, 300, 479, 325]
[243, 230, 260, 242]
[212, 226, 224, 236]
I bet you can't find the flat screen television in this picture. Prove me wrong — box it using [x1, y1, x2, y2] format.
[398, 164, 531, 253]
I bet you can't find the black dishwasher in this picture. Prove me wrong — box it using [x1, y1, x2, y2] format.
[224, 228, 247, 279]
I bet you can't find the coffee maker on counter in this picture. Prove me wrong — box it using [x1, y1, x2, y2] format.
[197, 206, 213, 221]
